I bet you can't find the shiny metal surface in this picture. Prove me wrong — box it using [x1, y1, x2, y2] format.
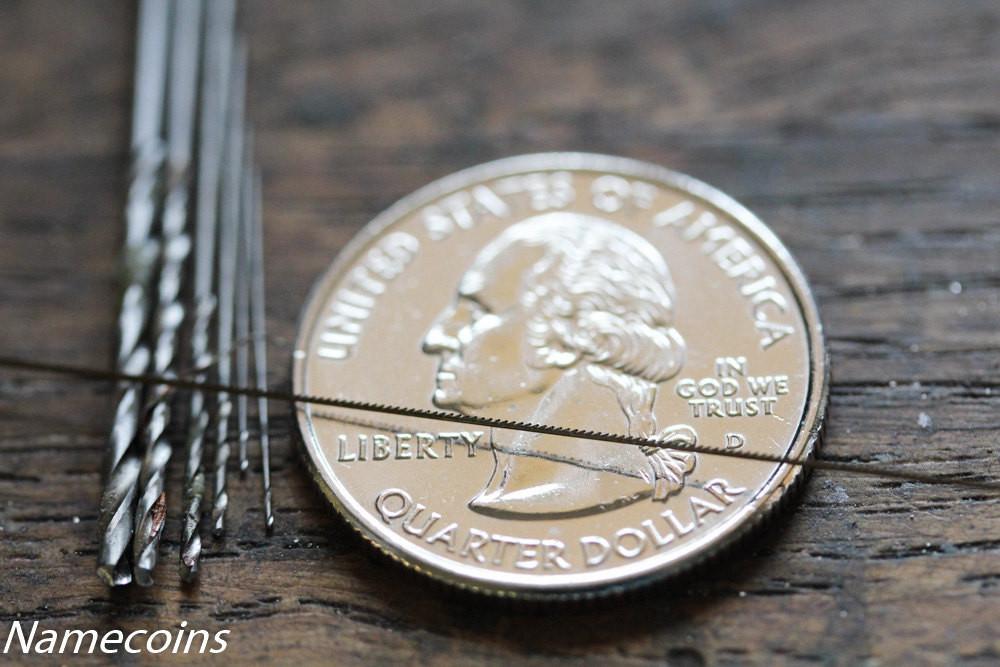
[293, 153, 828, 598]
[96, 0, 170, 587]
[210, 42, 247, 537]
[248, 170, 275, 532]
[180, 0, 236, 581]
[132, 0, 202, 588]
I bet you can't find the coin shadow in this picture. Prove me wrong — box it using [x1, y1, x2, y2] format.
[339, 508, 791, 656]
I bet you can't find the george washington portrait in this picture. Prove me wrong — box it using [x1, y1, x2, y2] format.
[422, 212, 697, 519]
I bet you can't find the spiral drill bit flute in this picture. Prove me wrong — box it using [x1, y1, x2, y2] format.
[181, 0, 236, 581]
[248, 170, 275, 531]
[235, 142, 254, 476]
[96, 0, 169, 587]
[211, 44, 247, 537]
[132, 0, 203, 587]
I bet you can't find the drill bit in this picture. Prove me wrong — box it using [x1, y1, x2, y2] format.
[211, 41, 248, 537]
[235, 138, 254, 476]
[181, 0, 236, 581]
[97, 0, 170, 587]
[248, 170, 275, 531]
[132, 0, 203, 588]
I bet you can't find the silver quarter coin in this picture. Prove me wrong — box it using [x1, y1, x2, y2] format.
[293, 153, 828, 598]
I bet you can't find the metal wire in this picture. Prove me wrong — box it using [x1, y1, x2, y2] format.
[5, 355, 998, 494]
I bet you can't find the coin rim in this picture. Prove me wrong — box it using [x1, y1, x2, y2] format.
[292, 152, 829, 599]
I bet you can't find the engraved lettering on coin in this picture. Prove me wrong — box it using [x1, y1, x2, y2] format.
[293, 153, 828, 598]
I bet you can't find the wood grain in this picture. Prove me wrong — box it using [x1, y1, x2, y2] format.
[1, 0, 998, 664]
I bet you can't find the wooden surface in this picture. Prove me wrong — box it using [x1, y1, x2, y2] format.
[2, 0, 999, 664]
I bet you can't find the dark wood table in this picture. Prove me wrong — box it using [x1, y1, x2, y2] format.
[2, 1, 998, 664]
